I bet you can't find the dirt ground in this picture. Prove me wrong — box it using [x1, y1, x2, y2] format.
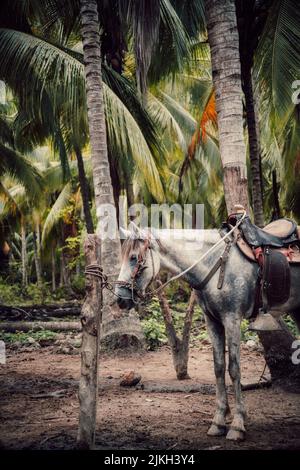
[0, 344, 299, 450]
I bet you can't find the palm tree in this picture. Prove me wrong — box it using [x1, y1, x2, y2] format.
[204, 0, 249, 213]
[79, 0, 145, 348]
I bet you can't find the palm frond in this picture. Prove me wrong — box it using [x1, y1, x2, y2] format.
[103, 85, 164, 201]
[158, 91, 197, 136]
[147, 93, 187, 152]
[0, 29, 164, 200]
[41, 182, 72, 245]
[254, 0, 300, 126]
[0, 143, 43, 198]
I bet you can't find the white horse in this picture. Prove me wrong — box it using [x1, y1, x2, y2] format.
[115, 226, 300, 441]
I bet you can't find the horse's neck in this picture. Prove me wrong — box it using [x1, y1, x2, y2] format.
[156, 229, 222, 284]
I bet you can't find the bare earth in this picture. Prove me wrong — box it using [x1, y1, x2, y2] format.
[0, 344, 299, 450]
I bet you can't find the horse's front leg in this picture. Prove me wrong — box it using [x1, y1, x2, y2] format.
[204, 314, 230, 436]
[224, 315, 246, 441]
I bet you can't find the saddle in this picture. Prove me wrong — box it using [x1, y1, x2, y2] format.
[226, 209, 300, 314]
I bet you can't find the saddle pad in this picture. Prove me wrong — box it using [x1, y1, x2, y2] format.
[263, 249, 291, 307]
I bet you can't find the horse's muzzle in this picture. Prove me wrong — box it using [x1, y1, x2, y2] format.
[116, 287, 135, 310]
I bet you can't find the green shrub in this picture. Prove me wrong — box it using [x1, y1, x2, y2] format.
[0, 329, 57, 344]
[240, 319, 257, 342]
[283, 315, 298, 337]
[71, 274, 85, 297]
[141, 317, 168, 350]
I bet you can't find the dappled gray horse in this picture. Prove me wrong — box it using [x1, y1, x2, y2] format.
[115, 226, 300, 441]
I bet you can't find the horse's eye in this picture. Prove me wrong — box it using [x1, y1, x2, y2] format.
[130, 255, 137, 262]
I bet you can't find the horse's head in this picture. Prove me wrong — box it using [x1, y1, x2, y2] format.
[115, 225, 161, 310]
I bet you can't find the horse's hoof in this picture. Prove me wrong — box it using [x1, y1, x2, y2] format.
[226, 428, 245, 441]
[207, 424, 227, 437]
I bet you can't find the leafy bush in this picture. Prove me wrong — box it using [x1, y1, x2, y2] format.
[71, 274, 85, 297]
[0, 329, 57, 344]
[240, 319, 258, 342]
[0, 281, 22, 304]
[141, 317, 167, 350]
[283, 315, 298, 337]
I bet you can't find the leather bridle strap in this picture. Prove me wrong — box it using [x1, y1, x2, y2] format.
[198, 232, 233, 291]
[131, 237, 150, 280]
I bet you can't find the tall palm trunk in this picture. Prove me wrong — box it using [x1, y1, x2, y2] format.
[20, 216, 28, 289]
[271, 169, 281, 220]
[242, 63, 265, 227]
[74, 145, 94, 234]
[80, 0, 143, 349]
[204, 0, 249, 213]
[206, 0, 298, 385]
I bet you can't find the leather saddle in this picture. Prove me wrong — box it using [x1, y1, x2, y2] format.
[225, 212, 300, 314]
[232, 216, 299, 248]
[228, 215, 300, 264]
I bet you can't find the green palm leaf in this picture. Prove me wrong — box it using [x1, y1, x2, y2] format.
[254, 0, 300, 126]
[0, 28, 164, 200]
[0, 143, 43, 198]
[41, 182, 72, 245]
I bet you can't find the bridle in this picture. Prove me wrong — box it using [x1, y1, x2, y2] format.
[115, 234, 156, 304]
[107, 211, 247, 304]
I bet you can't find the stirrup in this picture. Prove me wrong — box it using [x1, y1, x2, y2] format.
[248, 311, 281, 332]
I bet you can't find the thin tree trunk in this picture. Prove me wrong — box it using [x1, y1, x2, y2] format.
[204, 0, 249, 213]
[74, 146, 94, 234]
[242, 64, 265, 227]
[80, 0, 144, 350]
[77, 235, 102, 449]
[33, 224, 43, 287]
[62, 251, 71, 288]
[157, 284, 196, 380]
[271, 169, 281, 220]
[20, 216, 28, 289]
[59, 252, 64, 287]
[51, 244, 56, 292]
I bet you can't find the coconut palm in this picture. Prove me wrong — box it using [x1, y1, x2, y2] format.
[203, 0, 249, 213]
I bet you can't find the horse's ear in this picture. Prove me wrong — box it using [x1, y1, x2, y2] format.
[129, 221, 143, 239]
[119, 227, 131, 239]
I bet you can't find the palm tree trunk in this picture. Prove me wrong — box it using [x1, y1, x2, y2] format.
[74, 145, 94, 234]
[20, 216, 28, 289]
[242, 64, 265, 227]
[204, 0, 249, 213]
[205, 0, 298, 385]
[80, 0, 144, 350]
[271, 169, 281, 220]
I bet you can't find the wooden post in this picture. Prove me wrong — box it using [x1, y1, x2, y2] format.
[77, 235, 102, 449]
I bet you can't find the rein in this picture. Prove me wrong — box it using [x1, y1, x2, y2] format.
[86, 211, 247, 304]
[146, 210, 246, 297]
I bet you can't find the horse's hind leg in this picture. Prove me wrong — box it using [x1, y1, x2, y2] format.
[224, 315, 246, 441]
[204, 314, 230, 437]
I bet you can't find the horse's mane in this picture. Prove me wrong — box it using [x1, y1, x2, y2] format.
[121, 238, 144, 260]
[121, 231, 165, 259]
